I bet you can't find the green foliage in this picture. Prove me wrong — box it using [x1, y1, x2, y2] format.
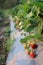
[5, 27, 10, 36]
[0, 0, 43, 43]
[13, 4, 23, 16]
[5, 38, 15, 52]
[5, 26, 15, 52]
[14, 0, 43, 42]
[20, 0, 26, 4]
[20, 34, 42, 43]
[0, 9, 4, 16]
[31, 1, 43, 9]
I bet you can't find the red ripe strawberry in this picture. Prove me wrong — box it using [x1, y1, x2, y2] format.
[29, 52, 36, 58]
[30, 42, 37, 49]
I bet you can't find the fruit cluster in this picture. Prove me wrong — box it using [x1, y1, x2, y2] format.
[23, 40, 38, 58]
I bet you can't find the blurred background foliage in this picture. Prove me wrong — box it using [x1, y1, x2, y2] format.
[0, 0, 19, 9]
